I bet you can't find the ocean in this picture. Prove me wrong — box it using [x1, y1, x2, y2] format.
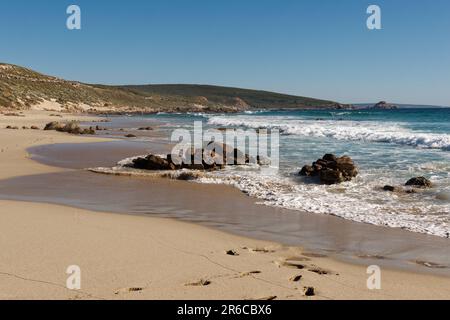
[126, 108, 450, 238]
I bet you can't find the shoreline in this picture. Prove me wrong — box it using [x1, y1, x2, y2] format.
[1, 110, 450, 299]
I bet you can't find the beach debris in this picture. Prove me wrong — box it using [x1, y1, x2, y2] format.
[290, 275, 302, 282]
[299, 154, 358, 184]
[5, 125, 19, 129]
[405, 177, 433, 188]
[225, 249, 239, 256]
[44, 121, 95, 135]
[303, 286, 315, 296]
[30, 126, 40, 130]
[185, 279, 211, 287]
[138, 127, 153, 131]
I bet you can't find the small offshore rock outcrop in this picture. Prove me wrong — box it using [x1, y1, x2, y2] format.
[299, 154, 358, 184]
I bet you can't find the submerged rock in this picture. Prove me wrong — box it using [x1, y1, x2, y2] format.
[299, 154, 358, 184]
[405, 177, 432, 188]
[383, 185, 398, 192]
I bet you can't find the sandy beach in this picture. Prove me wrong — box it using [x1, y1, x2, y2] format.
[1, 110, 450, 300]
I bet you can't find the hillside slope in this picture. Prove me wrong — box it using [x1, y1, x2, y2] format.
[1, 63, 342, 113]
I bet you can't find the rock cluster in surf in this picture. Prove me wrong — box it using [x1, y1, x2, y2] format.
[127, 142, 267, 171]
[299, 154, 358, 184]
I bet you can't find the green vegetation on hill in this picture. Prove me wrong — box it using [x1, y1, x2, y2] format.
[120, 84, 337, 110]
[0, 63, 341, 113]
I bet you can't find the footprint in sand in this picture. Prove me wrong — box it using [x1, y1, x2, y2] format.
[289, 274, 302, 282]
[238, 271, 262, 278]
[255, 295, 277, 301]
[225, 249, 239, 256]
[114, 287, 145, 295]
[185, 279, 211, 287]
[244, 247, 276, 254]
[302, 252, 328, 258]
[303, 286, 315, 296]
[413, 260, 447, 269]
[356, 254, 387, 260]
[275, 257, 308, 269]
[307, 266, 333, 275]
[305, 263, 339, 276]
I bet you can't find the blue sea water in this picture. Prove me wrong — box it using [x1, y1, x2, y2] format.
[135, 108, 450, 237]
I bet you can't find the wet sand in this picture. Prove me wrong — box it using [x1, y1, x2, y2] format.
[2, 140, 448, 276]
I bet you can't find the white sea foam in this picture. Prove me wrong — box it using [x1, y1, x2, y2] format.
[208, 116, 450, 151]
[98, 154, 450, 238]
[196, 168, 450, 238]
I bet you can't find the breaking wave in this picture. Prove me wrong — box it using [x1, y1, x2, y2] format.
[207, 116, 450, 151]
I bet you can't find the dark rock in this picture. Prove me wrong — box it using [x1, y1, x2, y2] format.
[128, 141, 266, 172]
[383, 185, 397, 192]
[30, 126, 40, 130]
[225, 250, 239, 256]
[124, 134, 136, 138]
[62, 121, 82, 134]
[322, 154, 337, 162]
[320, 169, 345, 185]
[299, 165, 315, 176]
[44, 121, 63, 131]
[83, 127, 96, 135]
[43, 121, 94, 135]
[304, 286, 315, 296]
[336, 156, 358, 179]
[138, 127, 153, 131]
[299, 154, 358, 184]
[405, 177, 432, 188]
[132, 154, 172, 170]
[290, 275, 302, 282]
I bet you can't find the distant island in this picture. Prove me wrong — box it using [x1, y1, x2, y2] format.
[0, 63, 349, 114]
[371, 101, 399, 110]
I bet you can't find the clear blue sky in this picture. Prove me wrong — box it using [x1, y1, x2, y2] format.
[1, 0, 449, 106]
